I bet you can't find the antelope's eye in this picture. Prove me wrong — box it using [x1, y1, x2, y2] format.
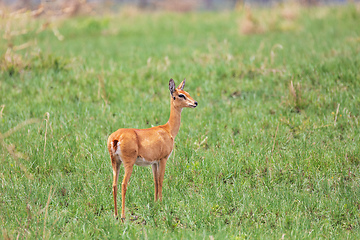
[179, 94, 186, 99]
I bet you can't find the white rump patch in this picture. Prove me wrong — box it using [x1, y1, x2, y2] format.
[114, 142, 121, 156]
[111, 141, 122, 163]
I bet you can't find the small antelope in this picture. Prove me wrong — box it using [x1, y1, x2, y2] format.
[107, 78, 197, 221]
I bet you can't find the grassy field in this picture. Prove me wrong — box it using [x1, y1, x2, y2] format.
[1, 4, 360, 239]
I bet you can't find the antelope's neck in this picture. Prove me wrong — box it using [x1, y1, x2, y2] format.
[166, 101, 182, 138]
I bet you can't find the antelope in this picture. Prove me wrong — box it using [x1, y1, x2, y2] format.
[107, 78, 198, 221]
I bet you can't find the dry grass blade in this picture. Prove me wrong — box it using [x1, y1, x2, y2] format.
[289, 81, 296, 99]
[0, 105, 5, 118]
[0, 117, 40, 179]
[2, 49, 23, 68]
[288, 80, 304, 112]
[98, 74, 109, 106]
[272, 123, 280, 156]
[12, 41, 35, 51]
[0, 137, 33, 179]
[52, 27, 64, 41]
[0, 138, 27, 160]
[43, 112, 50, 153]
[334, 103, 340, 126]
[43, 186, 53, 240]
[2, 118, 41, 139]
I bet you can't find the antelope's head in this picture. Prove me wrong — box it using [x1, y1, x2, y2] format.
[169, 78, 198, 109]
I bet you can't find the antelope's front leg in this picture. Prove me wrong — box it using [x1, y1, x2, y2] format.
[158, 158, 168, 201]
[152, 162, 160, 201]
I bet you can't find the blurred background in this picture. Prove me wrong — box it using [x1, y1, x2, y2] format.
[1, 0, 356, 14]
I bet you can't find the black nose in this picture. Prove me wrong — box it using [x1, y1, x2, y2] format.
[194, 101, 198, 106]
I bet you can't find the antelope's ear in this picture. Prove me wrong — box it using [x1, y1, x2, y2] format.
[169, 79, 176, 94]
[177, 78, 185, 90]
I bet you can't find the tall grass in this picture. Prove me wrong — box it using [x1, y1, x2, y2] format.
[1, 4, 360, 239]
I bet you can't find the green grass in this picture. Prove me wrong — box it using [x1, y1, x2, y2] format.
[1, 4, 360, 239]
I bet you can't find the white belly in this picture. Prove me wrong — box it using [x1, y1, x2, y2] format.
[135, 157, 158, 167]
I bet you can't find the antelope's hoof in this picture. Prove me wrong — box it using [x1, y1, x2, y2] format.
[121, 217, 125, 223]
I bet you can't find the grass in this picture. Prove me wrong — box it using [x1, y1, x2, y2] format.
[1, 4, 360, 239]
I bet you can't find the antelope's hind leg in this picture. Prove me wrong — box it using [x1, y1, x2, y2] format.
[121, 159, 135, 221]
[111, 154, 122, 219]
